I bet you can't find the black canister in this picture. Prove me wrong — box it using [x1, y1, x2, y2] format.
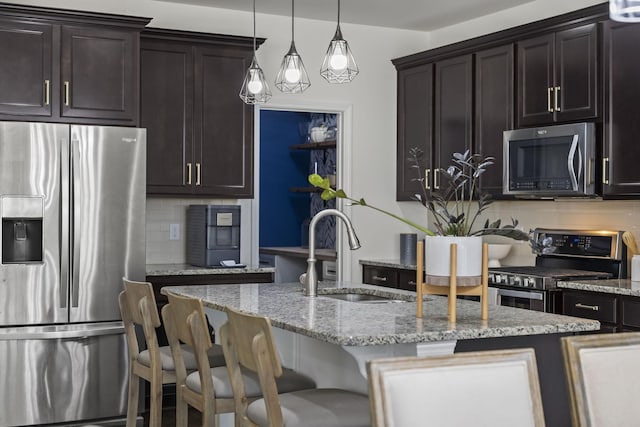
[399, 233, 418, 265]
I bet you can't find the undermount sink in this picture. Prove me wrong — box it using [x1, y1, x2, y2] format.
[319, 292, 408, 304]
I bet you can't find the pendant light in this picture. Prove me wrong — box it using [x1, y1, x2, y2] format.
[320, 0, 359, 83]
[275, 0, 310, 93]
[239, 0, 271, 104]
[610, 0, 640, 22]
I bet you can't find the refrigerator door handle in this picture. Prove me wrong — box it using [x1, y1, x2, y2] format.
[71, 139, 80, 308]
[60, 139, 69, 308]
[0, 322, 124, 341]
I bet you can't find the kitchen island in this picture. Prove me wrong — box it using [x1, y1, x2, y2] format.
[162, 281, 598, 426]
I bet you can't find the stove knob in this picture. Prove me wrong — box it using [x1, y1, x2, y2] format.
[512, 276, 522, 286]
[523, 278, 532, 287]
[494, 274, 502, 283]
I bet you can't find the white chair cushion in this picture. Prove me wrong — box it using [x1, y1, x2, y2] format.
[247, 388, 370, 427]
[137, 343, 226, 371]
[185, 366, 316, 399]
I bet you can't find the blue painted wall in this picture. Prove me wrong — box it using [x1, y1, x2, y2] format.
[259, 110, 311, 247]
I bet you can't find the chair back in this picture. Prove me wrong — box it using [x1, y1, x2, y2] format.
[119, 278, 161, 363]
[221, 306, 285, 426]
[562, 332, 640, 427]
[367, 348, 545, 427]
[163, 291, 212, 349]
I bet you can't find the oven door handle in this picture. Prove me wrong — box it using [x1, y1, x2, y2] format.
[496, 288, 544, 301]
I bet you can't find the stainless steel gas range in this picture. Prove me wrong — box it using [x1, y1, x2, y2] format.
[488, 229, 627, 313]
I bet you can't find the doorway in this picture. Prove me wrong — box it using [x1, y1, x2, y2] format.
[252, 102, 353, 282]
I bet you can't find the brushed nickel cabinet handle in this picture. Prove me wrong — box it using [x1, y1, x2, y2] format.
[372, 275, 388, 282]
[196, 163, 201, 186]
[547, 87, 553, 113]
[434, 169, 440, 190]
[425, 169, 431, 190]
[602, 157, 610, 185]
[44, 80, 50, 105]
[554, 86, 560, 112]
[186, 162, 192, 185]
[575, 303, 599, 311]
[64, 81, 70, 106]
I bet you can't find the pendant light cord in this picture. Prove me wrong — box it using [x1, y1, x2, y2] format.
[252, 0, 256, 52]
[337, 0, 341, 26]
[291, 0, 295, 41]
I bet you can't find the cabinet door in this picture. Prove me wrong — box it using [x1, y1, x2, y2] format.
[194, 46, 254, 197]
[517, 33, 554, 126]
[396, 64, 433, 201]
[362, 266, 398, 288]
[554, 24, 598, 122]
[603, 21, 640, 196]
[0, 19, 53, 118]
[141, 40, 194, 195]
[475, 44, 514, 198]
[60, 25, 137, 123]
[434, 55, 473, 182]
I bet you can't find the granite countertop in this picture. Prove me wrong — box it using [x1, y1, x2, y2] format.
[161, 281, 599, 346]
[558, 279, 640, 297]
[260, 246, 337, 261]
[146, 263, 275, 277]
[359, 259, 415, 269]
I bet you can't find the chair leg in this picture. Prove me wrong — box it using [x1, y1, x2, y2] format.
[175, 386, 189, 427]
[202, 398, 216, 427]
[148, 377, 163, 427]
[125, 371, 139, 427]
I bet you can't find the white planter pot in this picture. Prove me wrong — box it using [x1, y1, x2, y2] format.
[424, 236, 483, 277]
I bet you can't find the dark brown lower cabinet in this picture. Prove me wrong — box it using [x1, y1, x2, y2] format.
[362, 265, 418, 291]
[562, 289, 640, 333]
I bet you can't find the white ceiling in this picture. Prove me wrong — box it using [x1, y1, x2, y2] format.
[154, 0, 535, 31]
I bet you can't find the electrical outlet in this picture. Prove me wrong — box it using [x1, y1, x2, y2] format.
[169, 223, 180, 241]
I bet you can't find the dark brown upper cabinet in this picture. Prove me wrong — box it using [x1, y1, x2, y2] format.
[141, 29, 261, 198]
[602, 21, 640, 197]
[517, 23, 598, 127]
[475, 44, 514, 198]
[0, 4, 149, 125]
[396, 64, 433, 201]
[433, 54, 473, 191]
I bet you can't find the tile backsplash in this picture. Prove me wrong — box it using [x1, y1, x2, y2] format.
[483, 199, 640, 266]
[146, 197, 253, 264]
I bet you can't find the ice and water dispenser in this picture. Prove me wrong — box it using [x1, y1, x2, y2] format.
[187, 205, 241, 267]
[1, 196, 43, 264]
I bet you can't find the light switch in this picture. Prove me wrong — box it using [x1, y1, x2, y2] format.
[169, 223, 180, 241]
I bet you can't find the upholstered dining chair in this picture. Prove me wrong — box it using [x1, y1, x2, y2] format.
[562, 332, 640, 427]
[367, 348, 545, 427]
[119, 278, 226, 427]
[220, 305, 370, 427]
[162, 292, 316, 427]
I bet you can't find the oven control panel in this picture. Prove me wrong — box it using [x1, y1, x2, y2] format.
[533, 229, 623, 260]
[489, 273, 545, 290]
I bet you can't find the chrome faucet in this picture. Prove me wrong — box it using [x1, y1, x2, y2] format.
[301, 208, 361, 296]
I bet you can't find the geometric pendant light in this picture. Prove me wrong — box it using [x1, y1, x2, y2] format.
[320, 0, 359, 83]
[610, 0, 640, 22]
[275, 0, 311, 93]
[239, 0, 271, 104]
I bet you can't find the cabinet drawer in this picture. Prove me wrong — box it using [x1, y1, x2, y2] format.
[563, 291, 617, 324]
[363, 266, 398, 288]
[621, 297, 640, 329]
[398, 269, 419, 291]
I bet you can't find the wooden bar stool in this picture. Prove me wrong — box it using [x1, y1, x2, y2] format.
[416, 241, 489, 322]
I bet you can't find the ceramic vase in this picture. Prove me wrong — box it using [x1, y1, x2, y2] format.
[424, 235, 483, 277]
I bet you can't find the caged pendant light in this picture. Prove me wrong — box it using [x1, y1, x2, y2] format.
[610, 0, 640, 22]
[239, 0, 271, 104]
[275, 0, 311, 93]
[320, 0, 359, 83]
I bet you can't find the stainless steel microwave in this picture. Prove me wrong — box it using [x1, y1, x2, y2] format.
[503, 122, 596, 197]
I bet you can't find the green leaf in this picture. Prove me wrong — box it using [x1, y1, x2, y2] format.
[335, 189, 347, 198]
[308, 173, 325, 188]
[321, 189, 336, 201]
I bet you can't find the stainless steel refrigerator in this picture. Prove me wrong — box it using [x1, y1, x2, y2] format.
[0, 122, 146, 426]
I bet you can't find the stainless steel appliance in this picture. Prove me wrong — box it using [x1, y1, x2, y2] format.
[503, 122, 596, 197]
[187, 204, 241, 267]
[0, 122, 146, 426]
[489, 229, 626, 313]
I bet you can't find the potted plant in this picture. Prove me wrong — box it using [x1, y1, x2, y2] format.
[308, 148, 535, 277]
